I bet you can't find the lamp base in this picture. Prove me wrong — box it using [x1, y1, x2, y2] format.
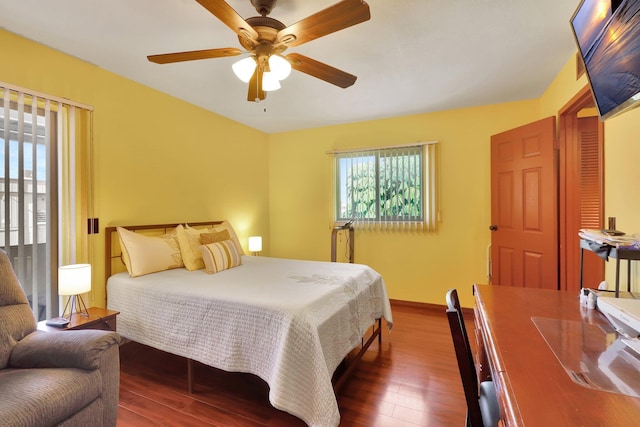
[62, 294, 90, 319]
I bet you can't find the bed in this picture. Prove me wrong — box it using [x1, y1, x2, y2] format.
[104, 222, 393, 427]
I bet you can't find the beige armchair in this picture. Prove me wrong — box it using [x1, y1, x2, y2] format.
[0, 250, 121, 427]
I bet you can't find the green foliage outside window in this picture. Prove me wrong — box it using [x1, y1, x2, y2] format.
[336, 146, 423, 222]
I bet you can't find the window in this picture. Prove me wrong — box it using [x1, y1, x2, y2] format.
[334, 142, 438, 231]
[1, 93, 56, 320]
[1, 82, 94, 321]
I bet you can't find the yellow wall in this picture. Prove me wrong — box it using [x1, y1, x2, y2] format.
[268, 53, 640, 307]
[0, 29, 270, 307]
[539, 54, 640, 291]
[5, 27, 640, 310]
[267, 102, 541, 307]
[601, 91, 640, 289]
[539, 54, 589, 119]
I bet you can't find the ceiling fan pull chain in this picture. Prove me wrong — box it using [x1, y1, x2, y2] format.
[255, 66, 260, 102]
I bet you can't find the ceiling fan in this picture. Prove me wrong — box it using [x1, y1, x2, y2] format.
[147, 0, 371, 102]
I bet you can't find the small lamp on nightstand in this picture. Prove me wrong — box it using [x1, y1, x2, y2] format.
[248, 236, 262, 256]
[59, 264, 92, 319]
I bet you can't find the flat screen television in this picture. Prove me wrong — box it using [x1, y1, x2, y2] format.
[570, 0, 640, 120]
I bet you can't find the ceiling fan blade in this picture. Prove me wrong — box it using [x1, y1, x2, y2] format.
[277, 0, 370, 47]
[196, 0, 259, 41]
[286, 53, 357, 88]
[247, 67, 266, 102]
[147, 48, 242, 64]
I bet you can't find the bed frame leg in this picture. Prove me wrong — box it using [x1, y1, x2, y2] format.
[333, 318, 383, 393]
[187, 358, 194, 394]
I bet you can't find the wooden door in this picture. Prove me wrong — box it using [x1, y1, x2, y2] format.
[575, 116, 605, 288]
[558, 86, 605, 292]
[490, 117, 557, 289]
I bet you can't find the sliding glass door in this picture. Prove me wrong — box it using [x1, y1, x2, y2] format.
[1, 91, 57, 320]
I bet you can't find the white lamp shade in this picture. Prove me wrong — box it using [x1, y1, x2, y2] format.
[248, 236, 262, 252]
[232, 57, 257, 83]
[58, 264, 92, 295]
[268, 55, 291, 80]
[262, 72, 281, 91]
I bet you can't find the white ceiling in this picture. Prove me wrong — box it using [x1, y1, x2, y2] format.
[0, 0, 580, 134]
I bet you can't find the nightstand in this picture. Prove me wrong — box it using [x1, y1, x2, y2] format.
[38, 307, 119, 332]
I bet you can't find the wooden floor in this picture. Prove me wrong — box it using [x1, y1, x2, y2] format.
[116, 302, 470, 426]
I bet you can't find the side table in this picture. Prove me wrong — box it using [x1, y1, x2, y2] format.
[579, 238, 640, 297]
[331, 223, 354, 263]
[38, 307, 119, 332]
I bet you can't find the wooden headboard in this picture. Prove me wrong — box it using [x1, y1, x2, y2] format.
[104, 221, 223, 284]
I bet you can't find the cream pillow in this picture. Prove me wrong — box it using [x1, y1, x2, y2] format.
[117, 227, 183, 277]
[200, 240, 242, 274]
[176, 224, 213, 271]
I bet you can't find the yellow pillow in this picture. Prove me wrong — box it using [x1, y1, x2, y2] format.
[200, 229, 231, 245]
[117, 227, 183, 277]
[175, 224, 213, 271]
[200, 240, 242, 274]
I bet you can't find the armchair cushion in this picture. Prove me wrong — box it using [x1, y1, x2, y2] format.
[0, 250, 36, 369]
[0, 367, 102, 426]
[9, 329, 120, 370]
[3, 330, 121, 426]
[0, 305, 35, 369]
[0, 246, 121, 426]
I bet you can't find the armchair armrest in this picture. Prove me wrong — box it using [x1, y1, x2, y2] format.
[9, 330, 120, 370]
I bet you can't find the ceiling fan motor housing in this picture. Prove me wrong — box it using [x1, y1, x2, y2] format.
[251, 0, 277, 16]
[239, 16, 288, 54]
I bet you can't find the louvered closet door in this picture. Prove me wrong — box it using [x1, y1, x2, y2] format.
[578, 116, 604, 288]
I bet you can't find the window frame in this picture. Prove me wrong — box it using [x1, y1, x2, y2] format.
[333, 141, 438, 230]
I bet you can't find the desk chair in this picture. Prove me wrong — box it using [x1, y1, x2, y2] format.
[446, 289, 500, 427]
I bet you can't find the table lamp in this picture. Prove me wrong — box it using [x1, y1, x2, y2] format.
[248, 236, 262, 256]
[59, 264, 91, 319]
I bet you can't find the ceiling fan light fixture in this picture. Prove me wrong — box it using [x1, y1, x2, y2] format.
[262, 72, 281, 91]
[268, 54, 291, 80]
[232, 57, 257, 83]
[148, 0, 371, 101]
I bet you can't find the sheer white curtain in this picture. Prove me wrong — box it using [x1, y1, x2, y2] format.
[423, 142, 439, 232]
[0, 81, 93, 319]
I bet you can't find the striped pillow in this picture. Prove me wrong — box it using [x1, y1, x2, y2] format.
[199, 240, 242, 274]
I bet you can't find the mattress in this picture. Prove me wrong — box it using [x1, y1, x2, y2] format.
[107, 255, 393, 427]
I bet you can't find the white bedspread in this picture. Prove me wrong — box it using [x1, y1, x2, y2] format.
[107, 256, 393, 426]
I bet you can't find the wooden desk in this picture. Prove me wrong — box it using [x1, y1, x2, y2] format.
[473, 284, 640, 426]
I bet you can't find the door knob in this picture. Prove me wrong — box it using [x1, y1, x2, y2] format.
[489, 225, 498, 231]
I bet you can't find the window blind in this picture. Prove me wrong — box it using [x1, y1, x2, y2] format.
[333, 141, 438, 231]
[1, 81, 94, 319]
